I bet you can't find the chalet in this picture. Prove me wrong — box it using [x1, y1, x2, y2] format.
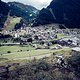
[59, 37, 79, 47]
[72, 47, 80, 52]
[71, 47, 80, 55]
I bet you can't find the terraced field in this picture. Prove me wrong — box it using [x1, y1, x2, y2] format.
[0, 45, 71, 62]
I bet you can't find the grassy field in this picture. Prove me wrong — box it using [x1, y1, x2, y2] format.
[0, 43, 72, 66]
[0, 46, 71, 60]
[56, 33, 69, 39]
[0, 45, 35, 54]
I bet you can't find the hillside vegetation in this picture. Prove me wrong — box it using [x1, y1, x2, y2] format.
[4, 17, 21, 30]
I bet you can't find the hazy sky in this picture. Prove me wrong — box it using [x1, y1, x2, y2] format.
[2, 0, 52, 10]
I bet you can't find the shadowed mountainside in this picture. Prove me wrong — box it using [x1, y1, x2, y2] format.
[34, 0, 80, 28]
[0, 0, 10, 28]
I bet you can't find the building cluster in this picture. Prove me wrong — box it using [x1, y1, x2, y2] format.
[0, 25, 80, 47]
[1, 26, 65, 41]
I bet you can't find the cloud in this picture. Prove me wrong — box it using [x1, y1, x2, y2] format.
[2, 0, 52, 10]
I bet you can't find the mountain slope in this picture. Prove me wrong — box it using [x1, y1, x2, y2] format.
[8, 2, 39, 21]
[0, 1, 39, 29]
[34, 0, 80, 28]
[0, 0, 10, 28]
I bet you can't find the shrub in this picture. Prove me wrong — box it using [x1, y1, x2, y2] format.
[67, 54, 80, 77]
[7, 51, 11, 53]
[36, 61, 49, 71]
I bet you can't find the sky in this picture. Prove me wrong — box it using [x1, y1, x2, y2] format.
[2, 0, 52, 10]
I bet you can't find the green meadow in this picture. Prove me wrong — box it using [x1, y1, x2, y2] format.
[0, 45, 71, 61]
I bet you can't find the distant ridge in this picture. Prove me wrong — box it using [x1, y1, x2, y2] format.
[8, 2, 39, 21]
[0, 0, 39, 28]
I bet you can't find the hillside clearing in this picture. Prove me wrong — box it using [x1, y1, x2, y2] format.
[6, 17, 21, 30]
